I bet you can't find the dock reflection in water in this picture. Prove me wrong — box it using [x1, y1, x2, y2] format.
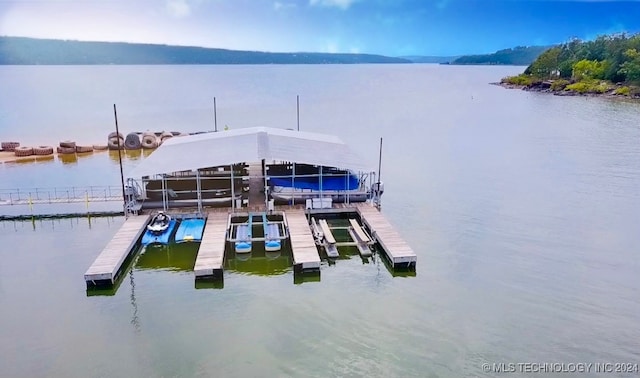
[135, 242, 200, 272]
[225, 242, 292, 276]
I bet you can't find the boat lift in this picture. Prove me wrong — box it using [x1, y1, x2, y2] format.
[234, 215, 252, 253]
[311, 217, 374, 258]
[228, 211, 288, 253]
[312, 217, 339, 258]
[348, 218, 373, 257]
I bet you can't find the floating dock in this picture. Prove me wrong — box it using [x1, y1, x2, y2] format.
[355, 203, 417, 268]
[84, 214, 151, 286]
[286, 210, 321, 272]
[193, 212, 228, 281]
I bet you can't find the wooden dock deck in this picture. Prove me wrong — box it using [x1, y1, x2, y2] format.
[194, 211, 229, 280]
[84, 214, 151, 286]
[286, 210, 321, 271]
[355, 203, 417, 268]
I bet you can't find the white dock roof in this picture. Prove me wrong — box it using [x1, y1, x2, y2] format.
[127, 127, 372, 177]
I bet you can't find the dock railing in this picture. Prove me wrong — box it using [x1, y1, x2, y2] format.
[0, 186, 122, 206]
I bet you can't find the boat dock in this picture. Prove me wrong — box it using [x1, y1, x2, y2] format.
[84, 214, 151, 286]
[76, 127, 417, 288]
[355, 203, 417, 268]
[286, 209, 321, 272]
[193, 211, 229, 281]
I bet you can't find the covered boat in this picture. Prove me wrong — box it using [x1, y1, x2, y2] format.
[268, 163, 368, 204]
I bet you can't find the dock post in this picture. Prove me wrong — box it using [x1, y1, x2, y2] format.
[113, 104, 127, 217]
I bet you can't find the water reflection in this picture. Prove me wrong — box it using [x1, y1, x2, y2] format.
[225, 244, 292, 276]
[108, 149, 153, 164]
[135, 242, 199, 272]
[58, 153, 78, 165]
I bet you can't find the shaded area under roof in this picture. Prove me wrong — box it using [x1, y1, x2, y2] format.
[126, 127, 373, 178]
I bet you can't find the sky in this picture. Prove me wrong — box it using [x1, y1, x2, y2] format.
[1, 0, 640, 56]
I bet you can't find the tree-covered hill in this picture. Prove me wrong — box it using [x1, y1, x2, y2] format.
[451, 45, 549, 65]
[502, 33, 640, 96]
[0, 36, 411, 65]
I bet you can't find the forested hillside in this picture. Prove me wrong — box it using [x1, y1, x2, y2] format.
[0, 36, 411, 65]
[502, 33, 640, 96]
[452, 46, 549, 65]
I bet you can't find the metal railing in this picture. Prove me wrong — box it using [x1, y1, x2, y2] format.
[0, 186, 122, 206]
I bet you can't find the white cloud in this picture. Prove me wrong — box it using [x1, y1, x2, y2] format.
[324, 41, 339, 53]
[274, 1, 297, 11]
[166, 0, 190, 18]
[309, 0, 358, 10]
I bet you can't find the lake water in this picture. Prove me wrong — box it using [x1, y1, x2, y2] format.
[1, 65, 639, 377]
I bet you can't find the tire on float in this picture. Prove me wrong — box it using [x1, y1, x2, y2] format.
[108, 131, 124, 139]
[161, 131, 173, 142]
[57, 146, 76, 154]
[124, 132, 142, 150]
[76, 145, 94, 153]
[1, 142, 20, 151]
[141, 134, 158, 149]
[108, 136, 124, 150]
[14, 146, 34, 157]
[34, 146, 54, 155]
[59, 140, 76, 149]
[93, 144, 108, 151]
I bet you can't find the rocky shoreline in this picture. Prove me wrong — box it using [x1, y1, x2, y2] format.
[493, 81, 640, 100]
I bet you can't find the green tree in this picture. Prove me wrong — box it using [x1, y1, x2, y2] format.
[525, 46, 561, 77]
[572, 59, 607, 80]
[619, 49, 640, 83]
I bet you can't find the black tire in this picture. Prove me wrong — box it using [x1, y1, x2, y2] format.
[14, 146, 34, 157]
[108, 137, 124, 150]
[124, 133, 142, 150]
[141, 135, 158, 149]
[59, 140, 76, 148]
[108, 131, 124, 139]
[34, 146, 54, 155]
[56, 146, 76, 154]
[76, 145, 94, 153]
[1, 142, 20, 151]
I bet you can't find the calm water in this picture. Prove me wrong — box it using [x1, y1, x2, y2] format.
[1, 65, 639, 377]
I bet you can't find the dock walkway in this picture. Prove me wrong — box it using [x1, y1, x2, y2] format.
[356, 203, 416, 268]
[84, 214, 151, 286]
[194, 212, 229, 280]
[286, 210, 320, 271]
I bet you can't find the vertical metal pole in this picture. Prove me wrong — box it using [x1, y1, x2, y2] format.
[214, 97, 218, 132]
[231, 167, 235, 212]
[377, 137, 383, 209]
[113, 104, 127, 217]
[196, 170, 202, 214]
[319, 165, 323, 206]
[263, 159, 268, 211]
[296, 95, 300, 131]
[161, 175, 167, 211]
[291, 162, 295, 207]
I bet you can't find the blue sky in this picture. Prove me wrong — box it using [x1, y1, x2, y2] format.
[1, 0, 639, 56]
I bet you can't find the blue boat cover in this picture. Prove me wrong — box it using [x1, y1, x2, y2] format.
[270, 174, 359, 191]
[141, 219, 177, 245]
[175, 218, 206, 243]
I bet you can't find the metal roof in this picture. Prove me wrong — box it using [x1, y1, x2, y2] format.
[126, 127, 372, 178]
